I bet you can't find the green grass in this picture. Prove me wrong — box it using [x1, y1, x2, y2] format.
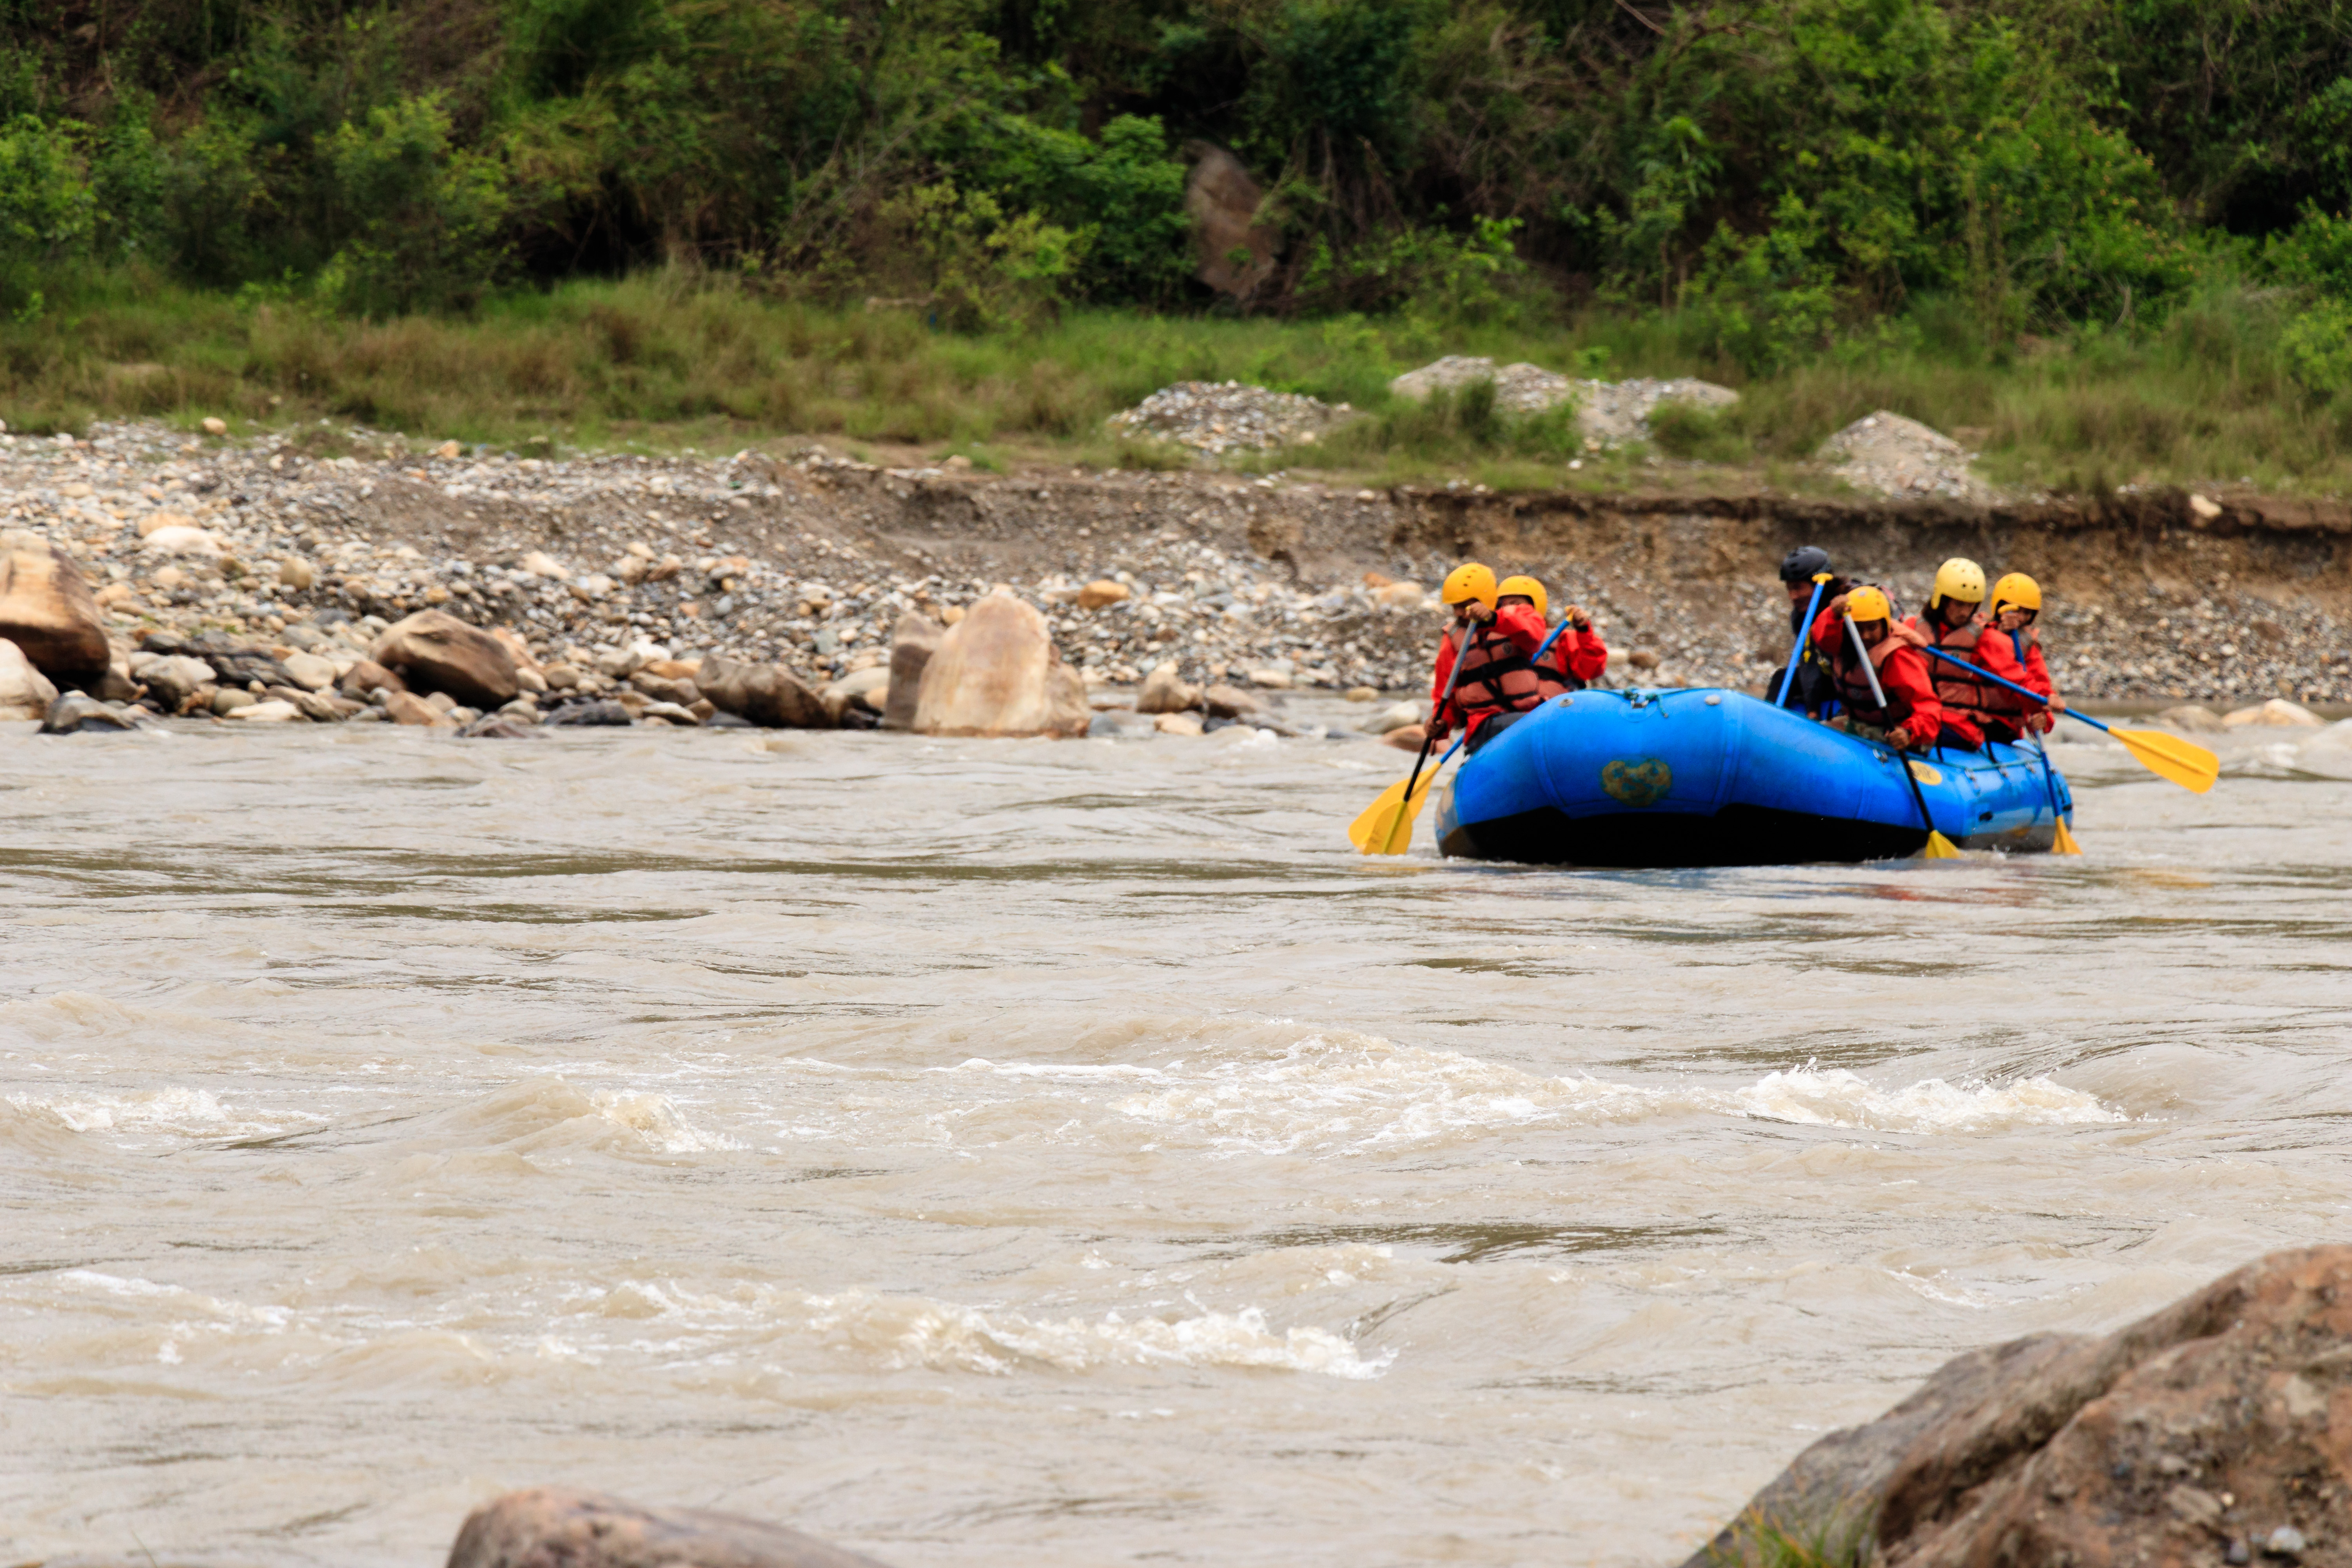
[4, 265, 2350, 495]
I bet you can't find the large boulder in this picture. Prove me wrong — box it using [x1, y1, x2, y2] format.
[0, 637, 60, 719]
[369, 610, 520, 709]
[0, 532, 109, 686]
[882, 612, 944, 731]
[446, 1487, 894, 1568]
[1688, 1245, 2352, 1568]
[911, 592, 1089, 738]
[697, 653, 831, 729]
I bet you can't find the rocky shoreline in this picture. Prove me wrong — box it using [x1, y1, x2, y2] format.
[1, 417, 2348, 739]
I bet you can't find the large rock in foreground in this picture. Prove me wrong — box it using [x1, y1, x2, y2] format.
[1690, 1245, 2352, 1568]
[912, 592, 1089, 738]
[698, 653, 830, 728]
[370, 610, 520, 710]
[446, 1488, 894, 1568]
[0, 532, 109, 685]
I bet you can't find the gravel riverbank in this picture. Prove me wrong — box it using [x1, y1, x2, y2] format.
[2, 417, 2347, 728]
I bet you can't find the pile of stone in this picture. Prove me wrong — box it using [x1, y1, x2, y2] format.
[1385, 358, 1741, 448]
[1816, 410, 1996, 502]
[1103, 381, 1354, 457]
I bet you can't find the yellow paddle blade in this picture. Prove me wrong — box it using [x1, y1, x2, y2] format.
[2053, 817, 2084, 855]
[2110, 727, 2219, 794]
[1348, 770, 1441, 855]
[1922, 830, 1963, 860]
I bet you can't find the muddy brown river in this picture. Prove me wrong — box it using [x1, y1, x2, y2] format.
[4, 709, 2349, 1567]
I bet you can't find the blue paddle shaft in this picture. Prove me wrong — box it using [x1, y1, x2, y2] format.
[1776, 575, 1829, 707]
[1916, 643, 2107, 735]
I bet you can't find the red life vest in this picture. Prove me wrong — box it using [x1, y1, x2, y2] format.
[1830, 626, 1914, 730]
[1448, 622, 1550, 718]
[1918, 612, 2002, 735]
[1981, 626, 2040, 723]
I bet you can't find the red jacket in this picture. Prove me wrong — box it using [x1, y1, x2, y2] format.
[1543, 621, 1608, 686]
[1430, 604, 1549, 737]
[1985, 624, 2054, 734]
[1811, 606, 1944, 747]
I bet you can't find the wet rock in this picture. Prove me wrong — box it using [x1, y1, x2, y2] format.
[883, 612, 945, 731]
[228, 698, 302, 722]
[210, 687, 256, 715]
[2223, 697, 2323, 728]
[1689, 1246, 2352, 1568]
[369, 609, 521, 710]
[445, 1486, 895, 1568]
[698, 653, 830, 729]
[1137, 660, 1202, 715]
[279, 651, 337, 691]
[913, 593, 1090, 738]
[1153, 710, 1204, 736]
[127, 653, 214, 710]
[1358, 700, 1423, 735]
[0, 532, 110, 684]
[543, 699, 637, 726]
[2160, 704, 2228, 733]
[199, 644, 299, 689]
[1200, 682, 1263, 719]
[381, 690, 450, 726]
[459, 714, 539, 738]
[1382, 722, 1428, 751]
[0, 637, 62, 719]
[41, 691, 141, 733]
[822, 666, 890, 724]
[339, 659, 407, 700]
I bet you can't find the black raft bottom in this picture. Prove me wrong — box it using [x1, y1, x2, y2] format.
[1439, 804, 1932, 868]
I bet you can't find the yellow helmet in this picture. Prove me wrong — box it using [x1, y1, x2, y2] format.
[1847, 584, 1893, 622]
[1441, 562, 1498, 610]
[1495, 574, 1548, 617]
[1930, 557, 1987, 609]
[1990, 572, 2042, 616]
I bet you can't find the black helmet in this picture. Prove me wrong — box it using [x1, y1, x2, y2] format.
[1779, 545, 1831, 583]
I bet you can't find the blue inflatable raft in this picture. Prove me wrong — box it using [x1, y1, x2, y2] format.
[1432, 688, 2074, 867]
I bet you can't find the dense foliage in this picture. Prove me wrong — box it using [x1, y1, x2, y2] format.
[7, 0, 2352, 378]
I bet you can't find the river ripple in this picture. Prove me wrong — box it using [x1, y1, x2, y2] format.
[3, 708, 2348, 1566]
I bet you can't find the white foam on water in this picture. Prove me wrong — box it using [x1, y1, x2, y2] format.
[1109, 1032, 1667, 1154]
[7, 1086, 234, 1136]
[1727, 1066, 2127, 1132]
[587, 1090, 743, 1153]
[802, 1290, 1393, 1379]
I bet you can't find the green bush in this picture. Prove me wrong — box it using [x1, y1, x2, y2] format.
[317, 95, 512, 314]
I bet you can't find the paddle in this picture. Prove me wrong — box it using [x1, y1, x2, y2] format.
[1845, 612, 1963, 859]
[2029, 730, 2085, 854]
[1351, 615, 1580, 855]
[1916, 644, 2218, 794]
[1352, 622, 1473, 855]
[1773, 572, 1831, 708]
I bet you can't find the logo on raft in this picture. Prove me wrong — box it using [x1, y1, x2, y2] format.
[1600, 756, 1673, 807]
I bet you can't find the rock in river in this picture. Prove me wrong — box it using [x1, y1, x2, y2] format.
[0, 637, 60, 720]
[446, 1486, 895, 1568]
[370, 609, 521, 710]
[698, 653, 831, 729]
[1137, 659, 1201, 715]
[0, 531, 109, 685]
[882, 612, 944, 731]
[913, 592, 1089, 738]
[1687, 1245, 2352, 1568]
